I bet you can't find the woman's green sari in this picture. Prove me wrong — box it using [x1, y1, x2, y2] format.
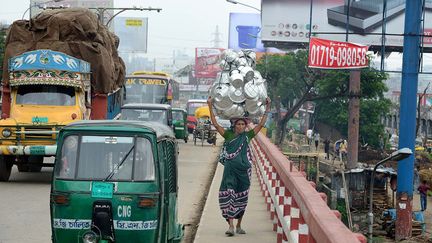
[218, 129, 255, 219]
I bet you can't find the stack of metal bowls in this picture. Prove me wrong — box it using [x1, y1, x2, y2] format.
[209, 49, 268, 119]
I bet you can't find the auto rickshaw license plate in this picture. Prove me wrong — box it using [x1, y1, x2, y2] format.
[91, 182, 114, 198]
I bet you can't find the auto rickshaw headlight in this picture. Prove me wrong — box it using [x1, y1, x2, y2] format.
[1, 128, 11, 138]
[82, 231, 97, 243]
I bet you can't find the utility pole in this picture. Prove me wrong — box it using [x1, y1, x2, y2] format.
[396, 0, 422, 240]
[211, 25, 223, 48]
[347, 70, 360, 169]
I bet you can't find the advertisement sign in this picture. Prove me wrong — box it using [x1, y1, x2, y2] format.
[114, 17, 148, 53]
[308, 38, 369, 69]
[261, 0, 432, 51]
[195, 48, 224, 79]
[229, 13, 265, 52]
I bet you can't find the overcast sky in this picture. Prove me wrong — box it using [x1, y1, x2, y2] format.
[0, 0, 261, 59]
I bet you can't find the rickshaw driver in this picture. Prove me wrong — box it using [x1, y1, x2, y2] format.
[60, 136, 78, 178]
[134, 138, 155, 181]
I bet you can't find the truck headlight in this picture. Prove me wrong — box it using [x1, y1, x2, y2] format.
[82, 231, 97, 243]
[2, 129, 12, 138]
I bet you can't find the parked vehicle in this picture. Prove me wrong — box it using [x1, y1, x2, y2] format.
[120, 103, 173, 129]
[50, 120, 183, 243]
[186, 99, 207, 133]
[0, 9, 125, 181]
[0, 50, 123, 181]
[172, 108, 188, 143]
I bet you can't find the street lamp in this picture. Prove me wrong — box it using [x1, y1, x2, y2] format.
[225, 0, 261, 12]
[22, 0, 64, 20]
[367, 147, 412, 243]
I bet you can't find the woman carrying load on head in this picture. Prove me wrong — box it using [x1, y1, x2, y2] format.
[207, 96, 271, 237]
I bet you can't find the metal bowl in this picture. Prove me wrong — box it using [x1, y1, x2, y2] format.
[244, 81, 260, 99]
[245, 99, 260, 114]
[223, 49, 238, 63]
[228, 86, 246, 103]
[229, 70, 244, 88]
[215, 71, 230, 84]
[239, 66, 255, 82]
[212, 84, 230, 102]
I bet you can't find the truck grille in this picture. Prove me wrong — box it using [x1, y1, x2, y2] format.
[0, 125, 62, 143]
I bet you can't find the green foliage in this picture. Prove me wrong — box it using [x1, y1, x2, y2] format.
[256, 51, 390, 148]
[315, 66, 390, 148]
[0, 29, 5, 79]
[336, 199, 348, 225]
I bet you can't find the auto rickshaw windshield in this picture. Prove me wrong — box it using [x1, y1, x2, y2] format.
[172, 110, 183, 121]
[55, 135, 155, 181]
[121, 108, 168, 124]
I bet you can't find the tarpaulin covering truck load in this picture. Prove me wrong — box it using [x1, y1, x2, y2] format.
[0, 8, 126, 181]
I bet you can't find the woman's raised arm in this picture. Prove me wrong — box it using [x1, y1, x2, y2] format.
[207, 97, 225, 136]
[253, 98, 271, 135]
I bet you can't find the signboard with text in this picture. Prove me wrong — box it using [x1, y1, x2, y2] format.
[114, 17, 148, 53]
[262, 0, 432, 52]
[195, 48, 224, 79]
[308, 38, 369, 69]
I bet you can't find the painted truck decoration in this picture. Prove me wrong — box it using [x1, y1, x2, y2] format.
[0, 50, 122, 181]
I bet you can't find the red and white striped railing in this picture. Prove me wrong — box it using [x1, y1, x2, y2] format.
[250, 131, 366, 243]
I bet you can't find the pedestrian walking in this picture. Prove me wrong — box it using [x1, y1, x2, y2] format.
[306, 129, 313, 145]
[418, 180, 431, 211]
[340, 140, 348, 161]
[323, 137, 330, 160]
[332, 139, 342, 162]
[288, 127, 294, 142]
[207, 96, 271, 236]
[414, 165, 420, 194]
[314, 132, 320, 151]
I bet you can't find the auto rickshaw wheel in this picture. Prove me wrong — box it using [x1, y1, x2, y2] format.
[0, 155, 13, 181]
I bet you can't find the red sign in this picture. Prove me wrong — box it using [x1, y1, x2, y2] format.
[195, 48, 224, 79]
[308, 38, 369, 69]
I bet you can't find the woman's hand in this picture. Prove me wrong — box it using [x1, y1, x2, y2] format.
[207, 96, 212, 107]
[265, 97, 271, 112]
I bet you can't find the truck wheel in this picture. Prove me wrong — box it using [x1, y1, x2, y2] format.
[28, 156, 44, 172]
[0, 155, 13, 181]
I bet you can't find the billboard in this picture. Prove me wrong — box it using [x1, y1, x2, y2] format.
[195, 48, 224, 79]
[114, 17, 148, 53]
[229, 13, 265, 52]
[261, 0, 432, 51]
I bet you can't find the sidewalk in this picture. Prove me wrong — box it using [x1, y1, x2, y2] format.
[194, 163, 276, 243]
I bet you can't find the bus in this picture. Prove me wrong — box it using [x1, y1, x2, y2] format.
[124, 71, 179, 105]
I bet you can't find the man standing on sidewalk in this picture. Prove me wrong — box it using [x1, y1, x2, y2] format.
[418, 180, 431, 211]
[323, 137, 330, 160]
[314, 132, 320, 151]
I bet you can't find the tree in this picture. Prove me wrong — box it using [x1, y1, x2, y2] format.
[256, 50, 390, 147]
[0, 28, 6, 79]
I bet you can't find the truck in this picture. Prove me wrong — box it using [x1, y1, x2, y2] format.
[0, 8, 125, 181]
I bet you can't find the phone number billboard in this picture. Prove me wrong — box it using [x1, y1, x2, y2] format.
[261, 0, 432, 52]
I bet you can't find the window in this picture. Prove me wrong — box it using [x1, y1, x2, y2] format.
[16, 85, 76, 106]
[54, 135, 155, 181]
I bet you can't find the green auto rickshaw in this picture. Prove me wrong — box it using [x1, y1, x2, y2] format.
[172, 108, 188, 143]
[50, 120, 183, 243]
